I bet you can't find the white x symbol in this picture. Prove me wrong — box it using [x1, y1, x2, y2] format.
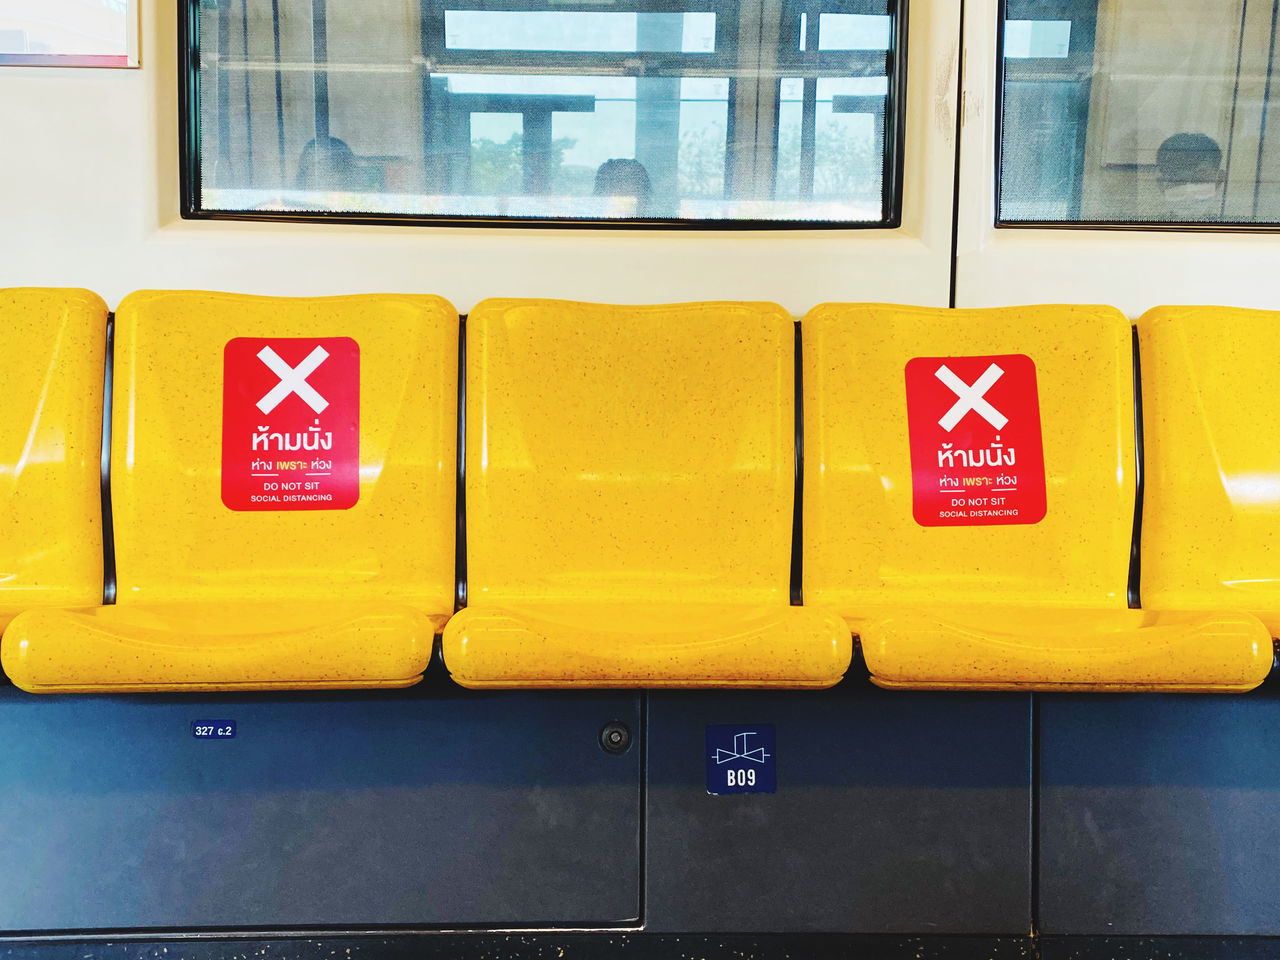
[256, 345, 330, 414]
[935, 363, 1008, 432]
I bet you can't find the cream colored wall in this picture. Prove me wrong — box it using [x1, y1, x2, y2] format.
[0, 0, 959, 313]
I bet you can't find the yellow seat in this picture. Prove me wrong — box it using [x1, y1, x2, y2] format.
[803, 302, 1270, 692]
[0, 288, 107, 633]
[2, 291, 458, 693]
[442, 299, 851, 689]
[1140, 305, 1280, 645]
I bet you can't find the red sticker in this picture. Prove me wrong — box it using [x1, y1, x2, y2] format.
[904, 354, 1046, 527]
[221, 337, 360, 511]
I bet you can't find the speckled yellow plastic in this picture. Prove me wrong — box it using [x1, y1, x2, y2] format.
[447, 602, 851, 688]
[1140, 305, 1280, 638]
[443, 299, 851, 688]
[803, 302, 1271, 692]
[0, 288, 106, 632]
[4, 291, 458, 693]
[857, 606, 1270, 692]
[3, 601, 441, 693]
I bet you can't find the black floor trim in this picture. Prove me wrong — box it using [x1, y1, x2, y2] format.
[0, 934, 1037, 960]
[1040, 935, 1280, 960]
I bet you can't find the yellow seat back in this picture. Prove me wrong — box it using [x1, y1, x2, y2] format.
[1140, 305, 1280, 632]
[111, 291, 457, 612]
[465, 299, 796, 605]
[803, 303, 1137, 614]
[0, 288, 107, 628]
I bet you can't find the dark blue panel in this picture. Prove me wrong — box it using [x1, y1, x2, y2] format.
[0, 687, 640, 932]
[1040, 689, 1280, 935]
[1040, 693, 1280, 789]
[645, 680, 1032, 933]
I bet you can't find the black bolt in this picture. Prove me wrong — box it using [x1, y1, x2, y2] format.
[599, 720, 632, 755]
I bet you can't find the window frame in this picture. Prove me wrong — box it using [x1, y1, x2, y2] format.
[992, 0, 1280, 233]
[177, 0, 909, 229]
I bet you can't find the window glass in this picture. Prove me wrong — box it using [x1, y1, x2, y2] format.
[1000, 0, 1280, 225]
[1003, 19, 1071, 60]
[188, 0, 901, 225]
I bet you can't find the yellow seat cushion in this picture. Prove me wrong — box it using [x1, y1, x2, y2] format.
[452, 298, 850, 688]
[2, 291, 458, 694]
[1140, 305, 1280, 637]
[802, 302, 1270, 692]
[444, 602, 851, 688]
[853, 606, 1273, 692]
[4, 602, 443, 693]
[0, 288, 107, 630]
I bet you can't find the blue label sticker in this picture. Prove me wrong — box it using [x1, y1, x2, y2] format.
[706, 724, 775, 794]
[191, 720, 237, 739]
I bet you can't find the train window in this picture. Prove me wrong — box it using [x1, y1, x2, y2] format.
[998, 0, 1280, 226]
[181, 0, 904, 226]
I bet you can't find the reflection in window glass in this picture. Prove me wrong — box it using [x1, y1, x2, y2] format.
[776, 76, 885, 203]
[444, 11, 717, 53]
[817, 13, 891, 51]
[1003, 19, 1070, 60]
[189, 0, 900, 225]
[1000, 0, 1280, 225]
